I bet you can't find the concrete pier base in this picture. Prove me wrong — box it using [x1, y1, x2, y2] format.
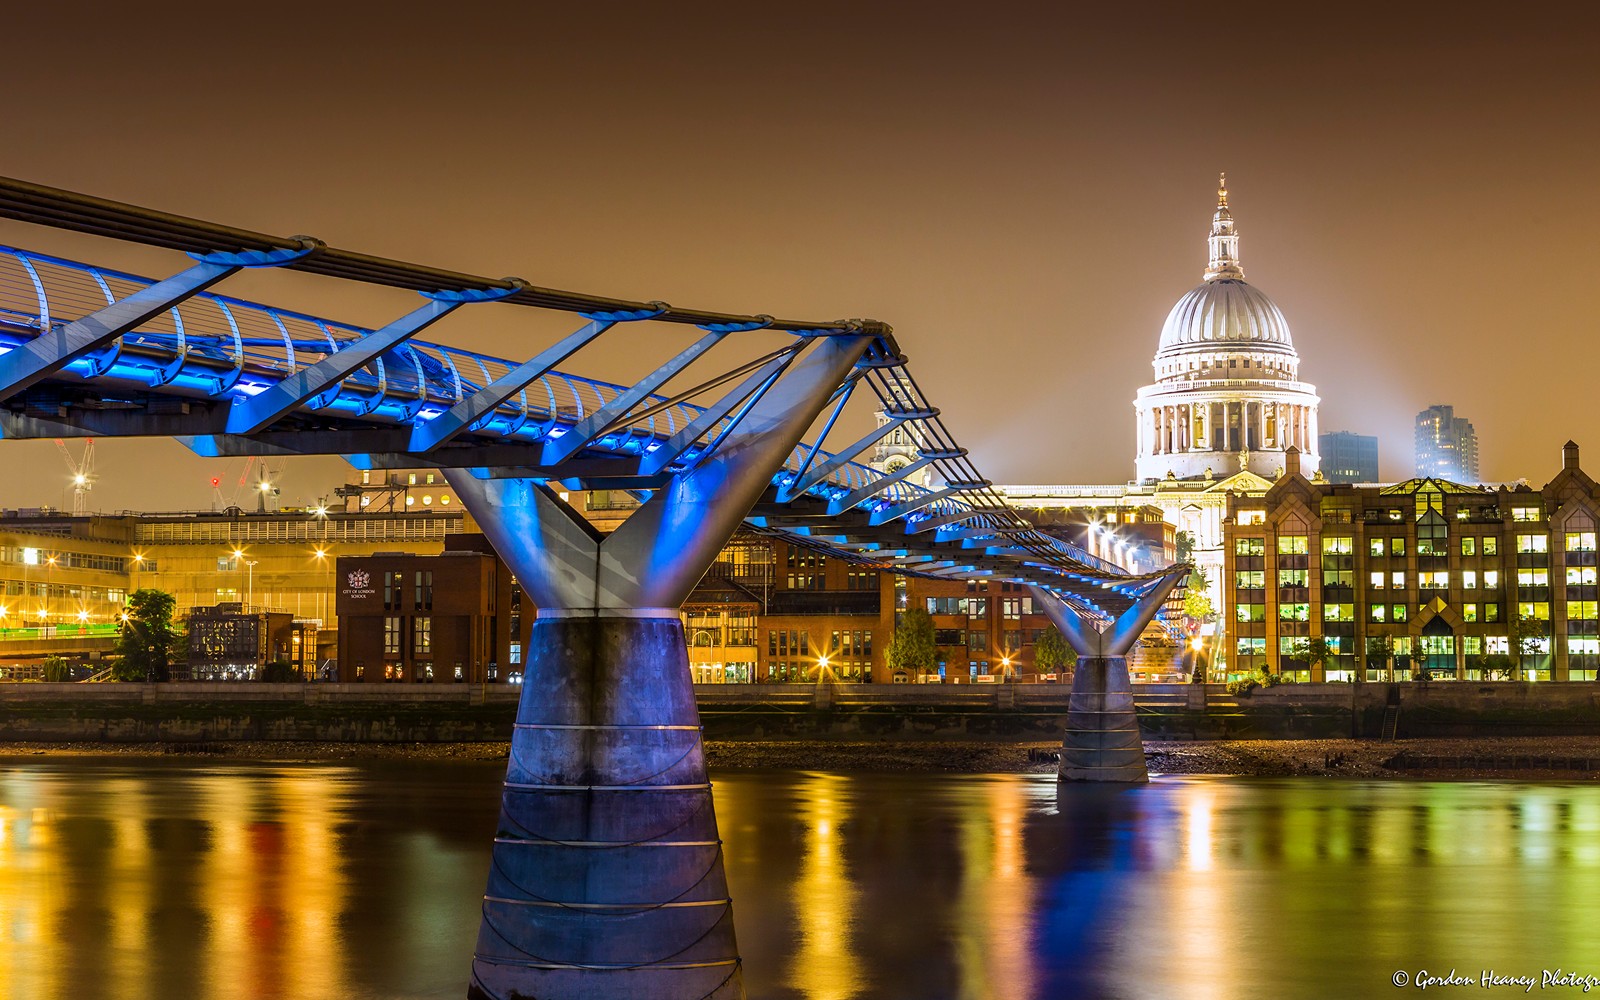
[468, 616, 743, 1000]
[1059, 655, 1149, 783]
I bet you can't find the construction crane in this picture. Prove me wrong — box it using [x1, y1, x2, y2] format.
[55, 438, 94, 516]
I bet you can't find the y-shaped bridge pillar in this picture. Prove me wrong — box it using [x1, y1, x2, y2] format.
[1029, 571, 1185, 783]
[449, 334, 870, 1000]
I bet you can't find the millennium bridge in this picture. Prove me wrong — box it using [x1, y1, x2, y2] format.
[0, 176, 1185, 999]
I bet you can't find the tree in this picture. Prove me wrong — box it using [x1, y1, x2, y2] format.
[1290, 637, 1335, 677]
[885, 607, 937, 680]
[1182, 568, 1215, 623]
[112, 589, 180, 682]
[41, 656, 72, 682]
[1365, 635, 1394, 681]
[1513, 616, 1547, 678]
[1479, 653, 1515, 681]
[1175, 530, 1197, 565]
[1033, 627, 1077, 680]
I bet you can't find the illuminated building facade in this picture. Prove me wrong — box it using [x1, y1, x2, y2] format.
[1415, 405, 1479, 482]
[334, 542, 514, 683]
[0, 505, 471, 674]
[185, 603, 298, 680]
[1134, 177, 1321, 483]
[1223, 442, 1600, 683]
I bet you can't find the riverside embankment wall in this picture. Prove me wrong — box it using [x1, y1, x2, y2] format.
[0, 682, 1597, 742]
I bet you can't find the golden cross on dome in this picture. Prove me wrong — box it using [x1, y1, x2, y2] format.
[1218, 172, 1228, 208]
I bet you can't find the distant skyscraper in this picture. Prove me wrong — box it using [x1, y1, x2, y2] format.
[1319, 431, 1379, 483]
[1415, 405, 1479, 482]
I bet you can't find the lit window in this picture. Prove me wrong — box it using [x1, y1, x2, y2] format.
[360, 496, 371, 507]
[1390, 538, 1406, 557]
[441, 495, 451, 506]
[1568, 567, 1598, 586]
[1570, 601, 1599, 620]
[1420, 571, 1448, 589]
[1513, 506, 1541, 522]
[408, 473, 417, 486]
[1322, 536, 1353, 555]
[1517, 568, 1549, 587]
[1483, 537, 1499, 556]
[1235, 537, 1265, 556]
[405, 496, 415, 506]
[1238, 510, 1266, 526]
[1369, 538, 1385, 557]
[1370, 571, 1385, 589]
[1391, 572, 1406, 589]
[1463, 570, 1477, 590]
[1463, 603, 1478, 622]
[422, 495, 433, 506]
[1369, 604, 1386, 622]
[1567, 532, 1597, 552]
[1517, 534, 1548, 554]
[1484, 570, 1500, 588]
[1392, 604, 1409, 622]
[1278, 535, 1309, 555]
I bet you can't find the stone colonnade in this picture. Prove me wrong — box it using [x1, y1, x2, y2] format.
[1143, 399, 1317, 456]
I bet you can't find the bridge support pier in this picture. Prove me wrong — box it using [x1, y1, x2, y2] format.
[469, 614, 739, 1000]
[1059, 655, 1147, 782]
[449, 334, 871, 1000]
[1030, 571, 1185, 784]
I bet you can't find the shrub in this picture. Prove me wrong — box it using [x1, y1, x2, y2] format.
[261, 661, 299, 683]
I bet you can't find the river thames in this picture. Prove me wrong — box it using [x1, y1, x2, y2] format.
[3, 756, 1600, 999]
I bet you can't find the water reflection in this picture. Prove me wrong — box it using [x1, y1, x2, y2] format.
[0, 757, 502, 1000]
[788, 773, 863, 999]
[8, 760, 1600, 999]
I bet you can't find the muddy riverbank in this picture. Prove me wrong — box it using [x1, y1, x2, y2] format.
[10, 735, 1600, 778]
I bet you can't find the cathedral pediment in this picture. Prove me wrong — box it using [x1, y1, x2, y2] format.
[1211, 470, 1274, 494]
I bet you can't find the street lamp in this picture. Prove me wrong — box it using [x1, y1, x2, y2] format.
[232, 549, 258, 609]
[44, 554, 56, 630]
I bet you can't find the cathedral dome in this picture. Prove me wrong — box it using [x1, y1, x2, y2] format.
[1133, 175, 1321, 485]
[1156, 278, 1294, 356]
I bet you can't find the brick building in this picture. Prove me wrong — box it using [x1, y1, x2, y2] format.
[1222, 443, 1600, 683]
[335, 539, 516, 683]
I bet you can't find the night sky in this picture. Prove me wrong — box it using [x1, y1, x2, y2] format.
[3, 3, 1598, 510]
